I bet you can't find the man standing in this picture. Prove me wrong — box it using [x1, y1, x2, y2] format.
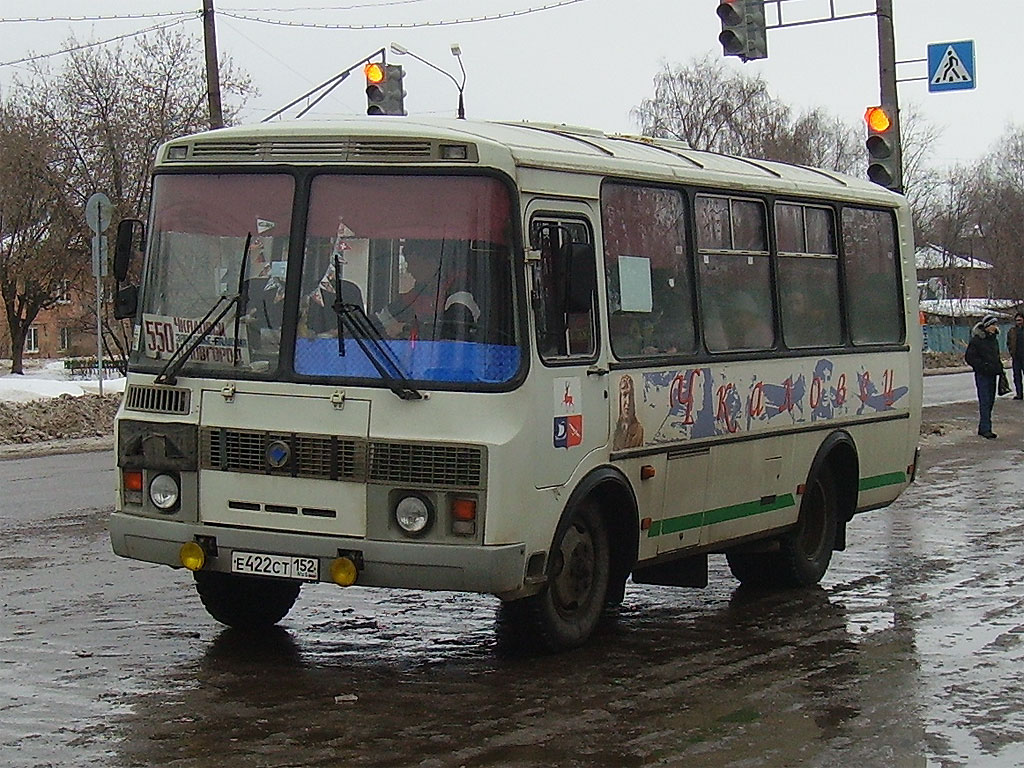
[965, 314, 1004, 439]
[1006, 312, 1024, 400]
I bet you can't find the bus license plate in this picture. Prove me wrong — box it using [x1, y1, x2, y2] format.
[230, 551, 319, 581]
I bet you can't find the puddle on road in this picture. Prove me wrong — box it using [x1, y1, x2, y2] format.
[8, 444, 1024, 766]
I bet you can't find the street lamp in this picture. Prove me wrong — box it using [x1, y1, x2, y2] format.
[390, 42, 466, 119]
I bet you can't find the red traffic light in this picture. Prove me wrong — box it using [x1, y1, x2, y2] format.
[716, 0, 742, 24]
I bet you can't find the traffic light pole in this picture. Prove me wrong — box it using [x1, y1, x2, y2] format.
[875, 0, 903, 192]
[262, 48, 386, 122]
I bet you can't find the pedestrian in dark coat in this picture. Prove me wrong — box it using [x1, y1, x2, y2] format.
[965, 314, 1004, 439]
[1006, 312, 1024, 399]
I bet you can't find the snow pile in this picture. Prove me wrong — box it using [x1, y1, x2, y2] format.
[0, 360, 124, 446]
[0, 360, 125, 403]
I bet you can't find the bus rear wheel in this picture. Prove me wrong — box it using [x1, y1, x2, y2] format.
[515, 503, 610, 651]
[193, 571, 301, 629]
[724, 550, 779, 586]
[726, 466, 838, 589]
[778, 466, 838, 587]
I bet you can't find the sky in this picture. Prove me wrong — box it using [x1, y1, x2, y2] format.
[0, 0, 1014, 170]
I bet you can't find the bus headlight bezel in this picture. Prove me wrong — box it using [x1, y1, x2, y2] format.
[393, 493, 434, 537]
[149, 472, 180, 512]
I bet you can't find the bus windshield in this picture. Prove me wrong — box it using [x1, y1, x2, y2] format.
[136, 173, 295, 376]
[295, 174, 519, 385]
[133, 172, 521, 387]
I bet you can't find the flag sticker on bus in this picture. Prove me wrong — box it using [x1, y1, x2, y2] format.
[553, 377, 583, 449]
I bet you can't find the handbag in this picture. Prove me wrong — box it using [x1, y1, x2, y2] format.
[998, 371, 1011, 396]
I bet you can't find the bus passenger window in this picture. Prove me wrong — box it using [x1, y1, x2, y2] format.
[776, 203, 841, 349]
[696, 195, 773, 352]
[531, 218, 596, 361]
[601, 182, 695, 358]
[842, 207, 903, 344]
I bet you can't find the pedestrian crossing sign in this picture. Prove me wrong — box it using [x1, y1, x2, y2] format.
[928, 40, 975, 93]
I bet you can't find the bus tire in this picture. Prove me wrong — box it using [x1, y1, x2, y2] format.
[193, 571, 301, 629]
[524, 502, 610, 651]
[778, 465, 838, 587]
[725, 551, 778, 587]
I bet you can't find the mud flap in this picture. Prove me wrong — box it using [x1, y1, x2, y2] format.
[632, 553, 708, 588]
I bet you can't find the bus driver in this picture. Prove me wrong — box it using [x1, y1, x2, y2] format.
[376, 239, 481, 341]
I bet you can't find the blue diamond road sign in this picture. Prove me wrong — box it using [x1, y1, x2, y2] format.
[928, 40, 975, 93]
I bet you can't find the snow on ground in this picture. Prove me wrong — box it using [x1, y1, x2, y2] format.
[0, 359, 126, 403]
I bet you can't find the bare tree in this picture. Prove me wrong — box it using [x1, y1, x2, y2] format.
[972, 126, 1024, 302]
[30, 28, 254, 219]
[0, 100, 85, 374]
[633, 54, 860, 171]
[633, 54, 782, 156]
[11, 28, 255, 373]
[895, 102, 945, 242]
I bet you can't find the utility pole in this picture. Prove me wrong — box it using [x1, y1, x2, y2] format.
[202, 0, 224, 129]
[875, 0, 902, 192]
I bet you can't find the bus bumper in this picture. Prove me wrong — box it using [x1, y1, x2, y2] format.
[109, 512, 528, 595]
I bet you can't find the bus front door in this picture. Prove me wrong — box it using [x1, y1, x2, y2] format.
[527, 203, 610, 489]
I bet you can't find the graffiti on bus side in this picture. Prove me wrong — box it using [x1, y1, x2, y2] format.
[614, 359, 909, 450]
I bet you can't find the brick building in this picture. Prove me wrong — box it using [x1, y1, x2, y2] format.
[0, 279, 96, 361]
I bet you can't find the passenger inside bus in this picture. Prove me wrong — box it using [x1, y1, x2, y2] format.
[298, 279, 365, 338]
[376, 239, 481, 341]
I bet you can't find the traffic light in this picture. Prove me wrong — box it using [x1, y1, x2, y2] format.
[364, 62, 406, 116]
[864, 105, 902, 192]
[717, 0, 768, 62]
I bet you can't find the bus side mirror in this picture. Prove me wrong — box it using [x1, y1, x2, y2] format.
[113, 218, 145, 283]
[564, 242, 596, 313]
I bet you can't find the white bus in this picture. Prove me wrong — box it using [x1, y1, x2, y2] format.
[109, 118, 921, 650]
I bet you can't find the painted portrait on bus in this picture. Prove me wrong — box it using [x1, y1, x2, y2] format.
[613, 374, 645, 450]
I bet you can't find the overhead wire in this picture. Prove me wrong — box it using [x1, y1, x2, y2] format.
[226, 1, 431, 11]
[217, 0, 594, 29]
[0, 11, 196, 23]
[0, 15, 197, 69]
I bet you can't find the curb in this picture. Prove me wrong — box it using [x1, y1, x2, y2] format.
[0, 435, 113, 461]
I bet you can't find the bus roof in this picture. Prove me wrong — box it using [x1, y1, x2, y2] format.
[161, 117, 902, 206]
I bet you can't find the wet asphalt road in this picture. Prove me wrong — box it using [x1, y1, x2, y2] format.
[3, 395, 1024, 767]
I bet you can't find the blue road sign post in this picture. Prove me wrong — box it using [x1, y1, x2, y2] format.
[928, 40, 975, 93]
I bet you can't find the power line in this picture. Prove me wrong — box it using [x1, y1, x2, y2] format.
[0, 11, 195, 23]
[218, 0, 594, 29]
[226, 1, 430, 11]
[0, 16, 196, 69]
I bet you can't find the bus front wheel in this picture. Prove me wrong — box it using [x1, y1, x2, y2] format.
[193, 571, 301, 629]
[520, 503, 610, 651]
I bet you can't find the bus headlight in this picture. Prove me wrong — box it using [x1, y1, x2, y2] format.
[394, 494, 433, 536]
[149, 473, 180, 511]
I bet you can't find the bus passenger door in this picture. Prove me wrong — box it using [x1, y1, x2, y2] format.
[526, 202, 610, 489]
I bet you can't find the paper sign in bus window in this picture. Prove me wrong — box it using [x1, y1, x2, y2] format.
[618, 255, 653, 313]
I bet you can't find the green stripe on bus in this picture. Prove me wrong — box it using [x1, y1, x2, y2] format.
[648, 494, 796, 538]
[858, 472, 907, 491]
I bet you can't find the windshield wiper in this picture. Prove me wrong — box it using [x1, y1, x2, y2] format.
[155, 233, 252, 385]
[331, 255, 422, 401]
[232, 232, 253, 368]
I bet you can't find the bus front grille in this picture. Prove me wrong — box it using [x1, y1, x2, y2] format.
[124, 384, 191, 415]
[199, 428, 484, 488]
[200, 428, 365, 481]
[369, 441, 484, 488]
